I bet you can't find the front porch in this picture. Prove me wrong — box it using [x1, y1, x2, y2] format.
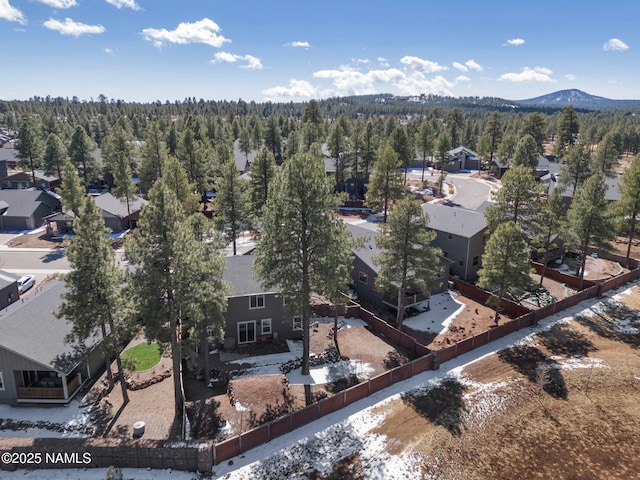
[15, 371, 82, 403]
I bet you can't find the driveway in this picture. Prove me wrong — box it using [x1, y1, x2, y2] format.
[408, 170, 496, 211]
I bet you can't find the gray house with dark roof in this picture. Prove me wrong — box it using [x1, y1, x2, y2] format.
[0, 280, 105, 404]
[422, 203, 488, 282]
[1, 169, 61, 190]
[221, 255, 303, 347]
[46, 192, 148, 234]
[347, 223, 450, 314]
[0, 270, 19, 310]
[0, 188, 61, 231]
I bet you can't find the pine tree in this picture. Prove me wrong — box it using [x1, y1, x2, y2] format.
[485, 164, 544, 238]
[477, 221, 533, 323]
[57, 196, 129, 403]
[415, 120, 435, 183]
[43, 132, 67, 179]
[566, 173, 616, 289]
[16, 117, 43, 186]
[613, 154, 640, 267]
[254, 153, 352, 376]
[512, 134, 540, 169]
[139, 122, 169, 193]
[59, 161, 86, 218]
[126, 177, 228, 423]
[68, 125, 97, 187]
[248, 147, 276, 219]
[366, 145, 404, 222]
[214, 156, 250, 255]
[374, 196, 441, 328]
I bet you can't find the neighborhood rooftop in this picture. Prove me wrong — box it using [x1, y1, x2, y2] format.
[0, 279, 103, 376]
[422, 203, 487, 238]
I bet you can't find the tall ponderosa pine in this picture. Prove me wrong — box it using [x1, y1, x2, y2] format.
[254, 152, 352, 376]
[512, 134, 540, 169]
[480, 111, 503, 167]
[103, 122, 138, 229]
[248, 147, 276, 219]
[554, 106, 580, 157]
[215, 156, 250, 255]
[374, 196, 441, 328]
[613, 154, 640, 267]
[43, 133, 67, 180]
[126, 177, 228, 423]
[68, 125, 97, 187]
[57, 196, 129, 403]
[59, 161, 86, 218]
[485, 164, 544, 237]
[139, 122, 169, 193]
[415, 120, 434, 183]
[519, 112, 547, 155]
[366, 145, 404, 222]
[559, 143, 592, 196]
[477, 221, 533, 323]
[16, 117, 43, 186]
[389, 126, 412, 184]
[566, 173, 616, 289]
[531, 189, 567, 287]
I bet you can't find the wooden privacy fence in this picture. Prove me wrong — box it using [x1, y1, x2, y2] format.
[4, 267, 640, 473]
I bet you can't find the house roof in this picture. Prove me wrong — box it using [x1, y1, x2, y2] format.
[223, 254, 276, 297]
[422, 203, 487, 238]
[0, 188, 61, 218]
[346, 223, 381, 272]
[448, 146, 477, 157]
[93, 192, 148, 218]
[0, 279, 103, 375]
[548, 174, 622, 201]
[1, 169, 59, 183]
[0, 269, 18, 289]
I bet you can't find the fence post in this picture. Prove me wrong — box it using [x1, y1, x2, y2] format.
[431, 352, 440, 370]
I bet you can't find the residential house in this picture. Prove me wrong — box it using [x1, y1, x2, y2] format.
[46, 192, 148, 234]
[422, 203, 488, 282]
[548, 172, 622, 206]
[0, 188, 61, 231]
[347, 223, 451, 314]
[0, 279, 106, 404]
[221, 255, 303, 347]
[0, 270, 19, 309]
[444, 146, 479, 172]
[1, 170, 61, 190]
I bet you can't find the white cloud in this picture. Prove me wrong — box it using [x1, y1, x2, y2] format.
[453, 62, 468, 72]
[352, 58, 369, 65]
[603, 38, 629, 51]
[313, 66, 406, 95]
[465, 59, 482, 71]
[377, 57, 389, 67]
[104, 47, 114, 55]
[212, 51, 263, 70]
[44, 17, 105, 36]
[36, 0, 77, 7]
[142, 18, 230, 48]
[285, 41, 310, 48]
[0, 0, 26, 24]
[400, 55, 448, 73]
[262, 79, 318, 99]
[499, 66, 556, 83]
[565, 74, 576, 81]
[505, 38, 525, 46]
[105, 0, 141, 10]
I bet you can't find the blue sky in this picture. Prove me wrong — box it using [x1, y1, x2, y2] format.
[1, 0, 638, 103]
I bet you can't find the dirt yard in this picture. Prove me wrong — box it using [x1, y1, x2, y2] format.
[184, 322, 413, 440]
[366, 286, 640, 480]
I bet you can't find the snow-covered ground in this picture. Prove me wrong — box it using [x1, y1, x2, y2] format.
[403, 291, 465, 334]
[9, 282, 640, 480]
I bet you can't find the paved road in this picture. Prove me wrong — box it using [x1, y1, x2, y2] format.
[408, 171, 495, 211]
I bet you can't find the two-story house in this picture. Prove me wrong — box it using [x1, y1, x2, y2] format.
[422, 203, 488, 282]
[347, 223, 451, 315]
[221, 255, 302, 348]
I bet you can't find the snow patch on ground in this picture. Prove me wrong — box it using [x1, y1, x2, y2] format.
[545, 356, 606, 370]
[403, 291, 466, 334]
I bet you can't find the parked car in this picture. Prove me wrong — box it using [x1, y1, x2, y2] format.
[17, 275, 35, 295]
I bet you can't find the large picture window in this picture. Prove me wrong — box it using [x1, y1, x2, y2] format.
[238, 321, 256, 344]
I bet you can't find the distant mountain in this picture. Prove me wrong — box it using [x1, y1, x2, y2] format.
[516, 89, 640, 110]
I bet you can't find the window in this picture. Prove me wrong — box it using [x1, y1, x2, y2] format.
[358, 271, 369, 285]
[459, 257, 464, 266]
[261, 319, 272, 335]
[0, 372, 4, 391]
[448, 233, 453, 239]
[238, 321, 256, 344]
[293, 316, 303, 331]
[473, 256, 479, 266]
[443, 251, 449, 258]
[250, 294, 265, 309]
